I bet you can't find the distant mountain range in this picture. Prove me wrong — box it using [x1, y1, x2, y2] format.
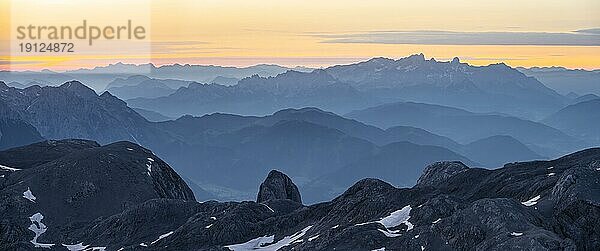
[1, 140, 598, 250]
[346, 101, 587, 158]
[518, 66, 600, 96]
[5, 55, 596, 122]
[570, 93, 600, 104]
[126, 55, 568, 120]
[132, 108, 174, 122]
[0, 63, 312, 92]
[325, 55, 567, 119]
[127, 70, 378, 117]
[103, 75, 192, 100]
[543, 98, 600, 144]
[4, 57, 600, 123]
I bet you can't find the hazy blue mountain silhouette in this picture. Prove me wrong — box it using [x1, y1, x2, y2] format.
[303, 141, 474, 201]
[571, 93, 600, 104]
[70, 63, 311, 90]
[128, 70, 377, 117]
[0, 63, 311, 92]
[161, 107, 542, 168]
[325, 54, 566, 119]
[0, 70, 74, 88]
[5, 81, 26, 88]
[161, 118, 475, 203]
[132, 108, 174, 122]
[543, 98, 600, 144]
[518, 66, 600, 96]
[105, 75, 192, 91]
[210, 75, 240, 86]
[2, 56, 571, 120]
[346, 101, 585, 158]
[384, 125, 463, 150]
[462, 135, 544, 167]
[106, 79, 178, 100]
[124, 55, 569, 120]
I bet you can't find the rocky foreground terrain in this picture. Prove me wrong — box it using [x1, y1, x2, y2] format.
[0, 140, 598, 250]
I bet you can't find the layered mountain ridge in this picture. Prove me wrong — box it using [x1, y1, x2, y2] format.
[0, 80, 567, 202]
[126, 54, 567, 120]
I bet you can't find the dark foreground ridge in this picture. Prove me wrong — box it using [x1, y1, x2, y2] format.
[0, 140, 598, 250]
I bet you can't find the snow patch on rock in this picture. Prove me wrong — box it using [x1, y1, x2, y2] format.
[355, 205, 413, 238]
[226, 226, 312, 251]
[150, 231, 174, 245]
[145, 157, 155, 176]
[226, 235, 275, 250]
[260, 203, 275, 213]
[23, 187, 36, 202]
[0, 164, 20, 171]
[62, 243, 89, 251]
[522, 195, 541, 206]
[28, 213, 54, 248]
[378, 205, 413, 230]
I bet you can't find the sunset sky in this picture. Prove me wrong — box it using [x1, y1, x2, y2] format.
[1, 0, 599, 70]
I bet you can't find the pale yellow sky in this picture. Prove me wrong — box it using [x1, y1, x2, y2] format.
[1, 0, 599, 70]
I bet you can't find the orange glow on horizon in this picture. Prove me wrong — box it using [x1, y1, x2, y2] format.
[1, 0, 599, 71]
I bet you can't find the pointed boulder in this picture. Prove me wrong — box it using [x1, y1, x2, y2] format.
[257, 170, 302, 204]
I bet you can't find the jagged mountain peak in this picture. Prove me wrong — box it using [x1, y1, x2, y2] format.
[98, 91, 129, 108]
[403, 53, 426, 61]
[364, 56, 396, 65]
[58, 80, 98, 99]
[451, 56, 461, 64]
